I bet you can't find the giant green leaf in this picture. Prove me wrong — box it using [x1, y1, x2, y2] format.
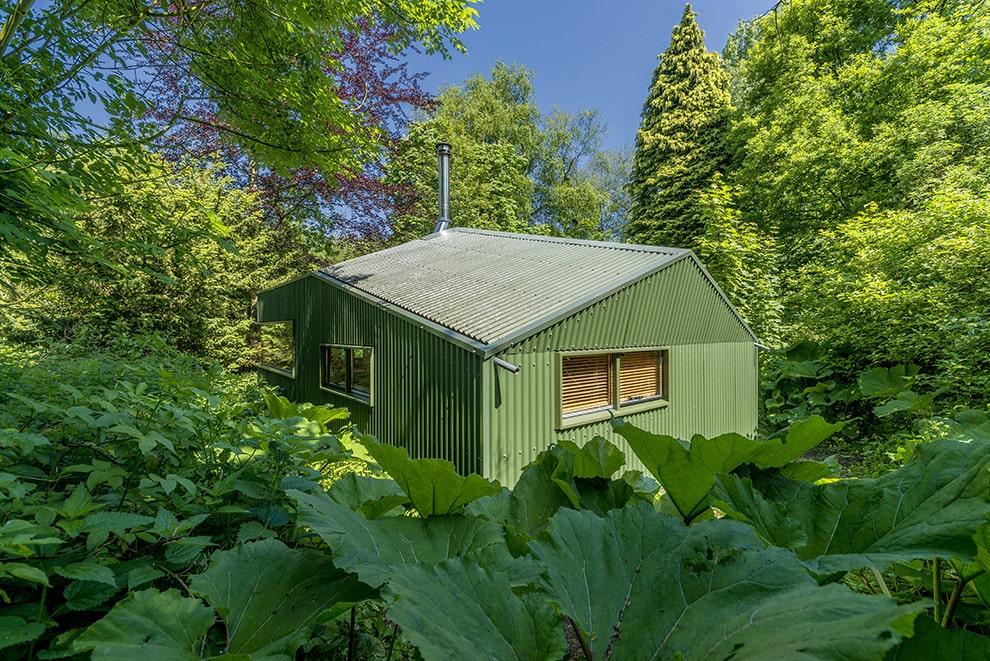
[711, 475, 807, 549]
[289, 489, 507, 587]
[362, 439, 501, 515]
[557, 437, 625, 478]
[74, 588, 214, 660]
[886, 614, 990, 659]
[189, 539, 375, 658]
[858, 366, 916, 400]
[529, 502, 918, 660]
[611, 416, 839, 521]
[383, 559, 566, 661]
[714, 438, 990, 574]
[326, 473, 409, 519]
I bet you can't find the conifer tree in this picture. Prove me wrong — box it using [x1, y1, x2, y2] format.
[626, 4, 732, 249]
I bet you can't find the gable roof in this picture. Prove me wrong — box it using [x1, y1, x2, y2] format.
[316, 228, 752, 354]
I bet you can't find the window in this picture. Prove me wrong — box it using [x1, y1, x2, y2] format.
[561, 354, 612, 416]
[259, 322, 294, 378]
[557, 349, 667, 427]
[321, 345, 373, 404]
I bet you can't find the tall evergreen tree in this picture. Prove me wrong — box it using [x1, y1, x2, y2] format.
[626, 4, 732, 249]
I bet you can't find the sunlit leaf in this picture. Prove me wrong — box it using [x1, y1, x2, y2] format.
[189, 539, 375, 657]
[362, 439, 501, 515]
[715, 438, 990, 574]
[384, 559, 566, 661]
[74, 588, 213, 660]
[530, 503, 918, 660]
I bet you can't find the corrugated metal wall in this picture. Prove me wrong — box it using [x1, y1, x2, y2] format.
[258, 255, 758, 486]
[258, 276, 486, 476]
[486, 258, 758, 486]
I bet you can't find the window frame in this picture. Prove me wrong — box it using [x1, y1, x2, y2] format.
[258, 321, 296, 379]
[320, 344, 374, 406]
[555, 347, 669, 429]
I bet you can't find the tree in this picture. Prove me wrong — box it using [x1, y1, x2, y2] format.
[722, 0, 990, 408]
[626, 3, 732, 251]
[695, 175, 781, 344]
[148, 18, 435, 247]
[386, 62, 629, 242]
[0, 154, 313, 369]
[0, 0, 477, 280]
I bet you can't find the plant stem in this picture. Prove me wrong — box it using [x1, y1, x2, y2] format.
[567, 615, 593, 660]
[933, 558, 942, 623]
[384, 623, 399, 661]
[27, 584, 46, 660]
[347, 606, 357, 661]
[942, 579, 966, 628]
[870, 567, 891, 598]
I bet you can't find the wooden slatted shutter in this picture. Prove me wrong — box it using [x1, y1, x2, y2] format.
[561, 354, 612, 416]
[619, 351, 662, 404]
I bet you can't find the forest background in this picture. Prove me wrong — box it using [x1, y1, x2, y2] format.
[4, 0, 987, 452]
[2, 0, 990, 658]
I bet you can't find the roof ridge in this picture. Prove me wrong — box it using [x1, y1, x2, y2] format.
[444, 228, 687, 255]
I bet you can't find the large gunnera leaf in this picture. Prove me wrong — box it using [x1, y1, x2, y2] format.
[189, 539, 376, 658]
[74, 588, 214, 660]
[714, 438, 990, 574]
[362, 438, 501, 515]
[76, 541, 375, 660]
[611, 416, 838, 522]
[383, 559, 566, 661]
[289, 489, 509, 587]
[886, 615, 990, 659]
[529, 502, 917, 660]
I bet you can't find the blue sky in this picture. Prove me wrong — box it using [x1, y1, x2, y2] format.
[407, 0, 773, 149]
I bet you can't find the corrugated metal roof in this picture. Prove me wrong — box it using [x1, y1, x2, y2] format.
[319, 228, 696, 350]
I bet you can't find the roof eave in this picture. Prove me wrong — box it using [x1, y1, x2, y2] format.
[312, 271, 491, 356]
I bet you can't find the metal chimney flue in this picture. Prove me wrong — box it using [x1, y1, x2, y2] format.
[433, 143, 451, 234]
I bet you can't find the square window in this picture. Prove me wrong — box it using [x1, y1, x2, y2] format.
[561, 354, 613, 417]
[320, 344, 373, 405]
[259, 322, 294, 377]
[323, 347, 347, 390]
[619, 351, 664, 404]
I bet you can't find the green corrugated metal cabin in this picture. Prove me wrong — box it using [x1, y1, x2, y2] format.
[256, 228, 758, 486]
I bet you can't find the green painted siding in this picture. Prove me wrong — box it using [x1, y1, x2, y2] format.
[258, 275, 486, 475]
[486, 258, 758, 485]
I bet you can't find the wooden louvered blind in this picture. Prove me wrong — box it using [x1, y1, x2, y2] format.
[619, 351, 662, 404]
[562, 354, 612, 416]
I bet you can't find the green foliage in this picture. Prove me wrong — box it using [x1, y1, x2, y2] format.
[0, 159, 312, 369]
[11, 336, 990, 659]
[695, 174, 782, 343]
[360, 437, 501, 515]
[75, 540, 377, 659]
[0, 0, 477, 279]
[0, 338, 358, 658]
[531, 504, 918, 660]
[723, 0, 990, 417]
[383, 559, 567, 661]
[386, 62, 630, 241]
[715, 437, 990, 576]
[611, 415, 841, 523]
[627, 3, 732, 250]
[790, 191, 990, 409]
